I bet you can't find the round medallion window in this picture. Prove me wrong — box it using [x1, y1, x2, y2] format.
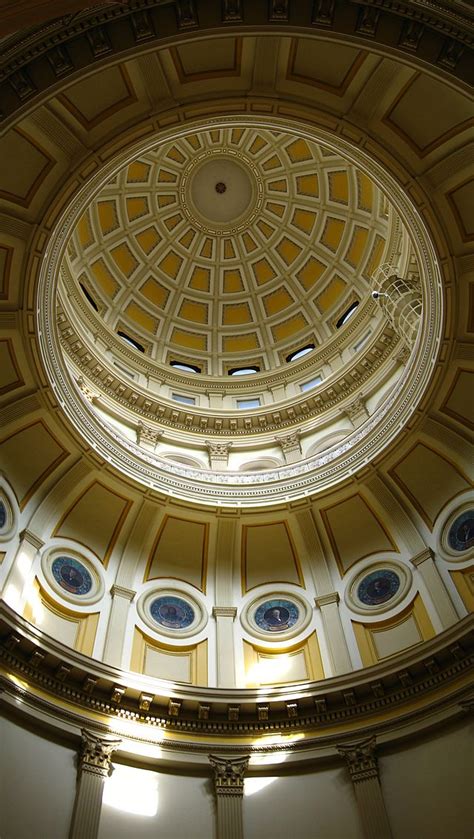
[356, 569, 400, 607]
[138, 588, 208, 639]
[254, 599, 299, 633]
[51, 556, 93, 596]
[42, 550, 104, 605]
[447, 509, 474, 554]
[0, 500, 6, 530]
[346, 561, 411, 615]
[149, 595, 195, 630]
[241, 592, 311, 641]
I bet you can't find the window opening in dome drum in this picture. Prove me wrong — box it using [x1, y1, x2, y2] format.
[172, 393, 196, 406]
[0, 500, 6, 529]
[286, 344, 315, 363]
[229, 366, 260, 376]
[117, 331, 145, 353]
[336, 301, 359, 329]
[237, 397, 261, 409]
[170, 361, 201, 374]
[300, 376, 322, 392]
[80, 284, 98, 312]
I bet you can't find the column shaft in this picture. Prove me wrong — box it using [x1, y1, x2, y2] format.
[70, 770, 105, 839]
[353, 776, 393, 839]
[216, 794, 244, 839]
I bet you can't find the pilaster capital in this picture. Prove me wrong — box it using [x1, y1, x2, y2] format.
[337, 736, 378, 782]
[110, 584, 136, 602]
[18, 529, 44, 551]
[410, 547, 434, 567]
[79, 729, 121, 778]
[275, 430, 301, 452]
[209, 754, 249, 796]
[315, 592, 340, 608]
[212, 606, 238, 620]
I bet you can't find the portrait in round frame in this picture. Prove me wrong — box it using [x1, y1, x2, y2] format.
[42, 549, 104, 605]
[447, 509, 474, 554]
[138, 587, 208, 640]
[356, 568, 401, 607]
[346, 560, 412, 615]
[253, 598, 299, 633]
[149, 595, 195, 630]
[51, 555, 93, 596]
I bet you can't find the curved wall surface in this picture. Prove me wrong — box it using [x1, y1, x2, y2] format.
[0, 1, 472, 837]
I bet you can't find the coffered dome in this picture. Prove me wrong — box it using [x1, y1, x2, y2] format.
[65, 125, 396, 376]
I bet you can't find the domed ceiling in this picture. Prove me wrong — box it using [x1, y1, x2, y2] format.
[66, 125, 393, 375]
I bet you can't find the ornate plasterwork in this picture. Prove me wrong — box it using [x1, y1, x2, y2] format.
[79, 729, 121, 777]
[36, 114, 443, 506]
[209, 754, 249, 794]
[1, 604, 473, 745]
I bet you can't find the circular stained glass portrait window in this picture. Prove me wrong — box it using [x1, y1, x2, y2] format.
[51, 556, 93, 596]
[253, 598, 299, 633]
[447, 510, 474, 553]
[149, 595, 195, 630]
[357, 569, 400, 607]
[0, 500, 6, 530]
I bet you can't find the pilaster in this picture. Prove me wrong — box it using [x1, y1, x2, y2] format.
[213, 606, 238, 687]
[315, 592, 352, 675]
[338, 736, 392, 839]
[411, 548, 458, 629]
[102, 585, 136, 667]
[69, 729, 121, 839]
[209, 754, 249, 839]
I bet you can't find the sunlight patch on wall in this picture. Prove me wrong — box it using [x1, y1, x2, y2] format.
[103, 764, 159, 817]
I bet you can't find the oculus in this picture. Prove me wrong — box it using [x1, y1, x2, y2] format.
[138, 587, 208, 639]
[254, 598, 299, 633]
[357, 569, 400, 607]
[447, 510, 474, 553]
[241, 591, 311, 640]
[0, 500, 6, 530]
[51, 556, 93, 596]
[42, 550, 104, 605]
[346, 561, 412, 615]
[149, 595, 195, 630]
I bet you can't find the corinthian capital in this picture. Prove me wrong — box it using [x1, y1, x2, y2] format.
[79, 729, 121, 778]
[209, 754, 249, 795]
[337, 736, 378, 782]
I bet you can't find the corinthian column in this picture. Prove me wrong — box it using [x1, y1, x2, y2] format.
[69, 729, 121, 839]
[209, 754, 249, 839]
[338, 736, 392, 839]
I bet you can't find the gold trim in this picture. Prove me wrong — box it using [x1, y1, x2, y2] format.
[241, 520, 305, 593]
[0, 418, 69, 511]
[389, 441, 471, 528]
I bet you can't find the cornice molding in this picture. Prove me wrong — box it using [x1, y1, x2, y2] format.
[0, 0, 471, 125]
[1, 603, 472, 746]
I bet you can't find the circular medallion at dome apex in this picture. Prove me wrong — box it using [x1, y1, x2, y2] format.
[187, 155, 256, 227]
